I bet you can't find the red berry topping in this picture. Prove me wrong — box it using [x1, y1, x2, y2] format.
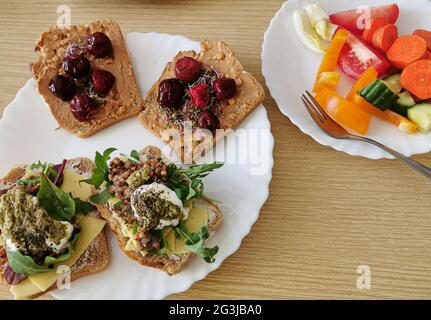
[198, 110, 219, 131]
[62, 54, 90, 79]
[157, 78, 185, 109]
[70, 94, 97, 121]
[92, 69, 115, 95]
[175, 57, 202, 83]
[87, 32, 113, 57]
[48, 75, 76, 101]
[189, 84, 210, 109]
[213, 78, 237, 101]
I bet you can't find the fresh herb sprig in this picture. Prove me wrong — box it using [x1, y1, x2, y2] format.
[174, 222, 219, 263]
[167, 163, 223, 201]
[119, 149, 140, 163]
[80, 148, 117, 204]
[80, 148, 117, 189]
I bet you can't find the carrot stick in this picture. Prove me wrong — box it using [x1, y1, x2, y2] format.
[362, 17, 388, 43]
[372, 24, 398, 52]
[413, 29, 431, 51]
[400, 59, 431, 100]
[387, 35, 427, 69]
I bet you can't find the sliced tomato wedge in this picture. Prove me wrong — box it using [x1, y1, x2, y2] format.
[337, 32, 392, 79]
[329, 4, 399, 35]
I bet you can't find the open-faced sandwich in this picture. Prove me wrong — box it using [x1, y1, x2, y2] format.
[0, 158, 109, 299]
[82, 146, 222, 275]
[140, 40, 265, 162]
[31, 19, 142, 138]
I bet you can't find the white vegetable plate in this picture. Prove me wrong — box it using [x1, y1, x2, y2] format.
[262, 0, 431, 159]
[0, 32, 274, 299]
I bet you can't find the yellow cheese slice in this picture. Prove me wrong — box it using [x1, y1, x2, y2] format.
[165, 207, 208, 254]
[10, 216, 105, 298]
[9, 279, 44, 300]
[60, 169, 93, 201]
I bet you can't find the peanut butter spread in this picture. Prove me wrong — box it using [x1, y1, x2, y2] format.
[139, 40, 265, 161]
[31, 20, 142, 138]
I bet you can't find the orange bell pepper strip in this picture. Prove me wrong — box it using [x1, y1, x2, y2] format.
[313, 29, 349, 93]
[346, 67, 418, 134]
[350, 94, 418, 134]
[314, 87, 371, 135]
[346, 67, 378, 101]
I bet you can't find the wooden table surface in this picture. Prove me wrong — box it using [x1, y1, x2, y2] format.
[1, 0, 431, 300]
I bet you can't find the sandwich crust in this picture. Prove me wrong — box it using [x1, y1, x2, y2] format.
[31, 20, 143, 138]
[0, 158, 109, 298]
[139, 40, 265, 161]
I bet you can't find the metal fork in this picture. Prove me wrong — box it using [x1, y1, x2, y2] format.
[301, 90, 431, 180]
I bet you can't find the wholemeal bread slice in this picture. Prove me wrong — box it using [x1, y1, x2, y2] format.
[0, 158, 110, 299]
[31, 19, 142, 138]
[139, 40, 265, 162]
[95, 146, 223, 275]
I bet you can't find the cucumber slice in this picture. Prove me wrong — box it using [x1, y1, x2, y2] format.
[408, 103, 431, 133]
[383, 74, 402, 94]
[391, 92, 416, 116]
[359, 80, 399, 111]
[397, 91, 416, 107]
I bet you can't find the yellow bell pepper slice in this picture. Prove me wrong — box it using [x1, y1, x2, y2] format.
[350, 94, 418, 134]
[313, 29, 349, 93]
[314, 71, 341, 93]
[314, 87, 371, 135]
[346, 67, 418, 134]
[346, 67, 378, 101]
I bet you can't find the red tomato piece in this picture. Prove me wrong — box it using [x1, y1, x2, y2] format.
[337, 32, 392, 79]
[329, 3, 399, 35]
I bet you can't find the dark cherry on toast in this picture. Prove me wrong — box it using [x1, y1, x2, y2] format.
[47, 32, 116, 122]
[157, 56, 237, 132]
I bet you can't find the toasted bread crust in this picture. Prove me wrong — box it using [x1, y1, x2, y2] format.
[96, 146, 223, 275]
[31, 20, 143, 138]
[0, 158, 110, 298]
[139, 40, 265, 161]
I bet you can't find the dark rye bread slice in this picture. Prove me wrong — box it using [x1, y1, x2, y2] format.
[95, 146, 223, 275]
[31, 20, 142, 138]
[0, 158, 110, 299]
[139, 40, 265, 162]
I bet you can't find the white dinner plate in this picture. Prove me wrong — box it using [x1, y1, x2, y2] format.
[262, 0, 431, 159]
[0, 32, 274, 299]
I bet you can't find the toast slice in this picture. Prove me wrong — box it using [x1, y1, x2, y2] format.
[139, 40, 265, 162]
[31, 19, 142, 138]
[95, 146, 223, 275]
[0, 158, 110, 299]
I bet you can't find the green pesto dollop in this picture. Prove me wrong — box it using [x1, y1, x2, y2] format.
[0, 188, 72, 262]
[131, 189, 182, 230]
[126, 167, 151, 189]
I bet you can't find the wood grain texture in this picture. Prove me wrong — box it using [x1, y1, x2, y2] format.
[1, 0, 431, 300]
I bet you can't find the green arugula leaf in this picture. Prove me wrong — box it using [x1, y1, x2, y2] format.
[167, 163, 223, 201]
[173, 221, 219, 263]
[89, 188, 112, 204]
[6, 251, 53, 276]
[44, 232, 80, 265]
[73, 198, 96, 214]
[37, 174, 75, 221]
[81, 148, 117, 189]
[120, 149, 140, 163]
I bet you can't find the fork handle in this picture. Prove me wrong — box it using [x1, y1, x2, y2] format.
[351, 136, 431, 179]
